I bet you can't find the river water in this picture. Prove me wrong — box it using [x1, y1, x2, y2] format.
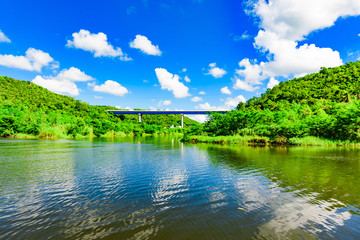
[0, 136, 359, 239]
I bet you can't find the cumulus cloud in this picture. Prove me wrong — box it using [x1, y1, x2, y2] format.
[129, 35, 162, 56]
[159, 100, 171, 106]
[199, 91, 206, 95]
[254, 0, 360, 41]
[33, 76, 80, 96]
[182, 68, 187, 72]
[233, 79, 260, 91]
[253, 30, 343, 77]
[56, 67, 94, 82]
[197, 102, 227, 111]
[0, 48, 56, 72]
[221, 86, 232, 95]
[267, 77, 279, 89]
[184, 76, 191, 82]
[224, 95, 246, 109]
[0, 30, 10, 43]
[206, 63, 227, 78]
[234, 0, 356, 89]
[32, 67, 93, 96]
[66, 29, 131, 61]
[155, 68, 190, 98]
[197, 95, 245, 111]
[188, 115, 208, 123]
[191, 96, 203, 102]
[92, 80, 129, 96]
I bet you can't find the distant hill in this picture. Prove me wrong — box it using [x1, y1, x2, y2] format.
[203, 61, 360, 141]
[0, 76, 197, 138]
[239, 61, 360, 111]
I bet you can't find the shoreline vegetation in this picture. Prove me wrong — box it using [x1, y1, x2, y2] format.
[1, 61, 360, 147]
[0, 76, 198, 139]
[181, 61, 360, 146]
[182, 135, 360, 146]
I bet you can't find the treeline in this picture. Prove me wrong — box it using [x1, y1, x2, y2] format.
[0, 76, 198, 138]
[186, 61, 360, 143]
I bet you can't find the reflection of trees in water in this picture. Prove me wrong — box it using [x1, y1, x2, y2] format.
[199, 144, 360, 214]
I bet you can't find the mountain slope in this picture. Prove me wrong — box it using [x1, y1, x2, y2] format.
[0, 76, 197, 137]
[203, 61, 360, 141]
[239, 61, 360, 111]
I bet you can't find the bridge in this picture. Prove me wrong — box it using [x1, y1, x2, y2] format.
[107, 110, 229, 128]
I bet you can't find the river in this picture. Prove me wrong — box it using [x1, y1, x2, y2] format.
[0, 136, 359, 239]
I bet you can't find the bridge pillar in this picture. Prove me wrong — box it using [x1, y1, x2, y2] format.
[181, 113, 184, 128]
[138, 113, 142, 123]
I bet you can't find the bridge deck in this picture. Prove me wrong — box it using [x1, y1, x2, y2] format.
[107, 110, 229, 127]
[107, 110, 228, 115]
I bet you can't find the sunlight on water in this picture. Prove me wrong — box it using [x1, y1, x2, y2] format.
[0, 137, 360, 239]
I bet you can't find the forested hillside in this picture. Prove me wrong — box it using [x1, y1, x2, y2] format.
[0, 76, 197, 138]
[195, 61, 360, 143]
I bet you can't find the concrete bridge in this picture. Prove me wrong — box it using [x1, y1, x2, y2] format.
[107, 110, 229, 128]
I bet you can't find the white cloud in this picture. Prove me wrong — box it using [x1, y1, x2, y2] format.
[233, 79, 260, 92]
[159, 100, 171, 106]
[92, 80, 129, 96]
[182, 68, 187, 72]
[188, 115, 208, 123]
[358, 33, 360, 37]
[191, 96, 203, 102]
[155, 68, 190, 98]
[94, 95, 103, 99]
[253, 30, 343, 78]
[206, 63, 227, 78]
[234, 0, 353, 89]
[254, 0, 360, 41]
[66, 29, 131, 60]
[197, 102, 227, 111]
[224, 95, 246, 109]
[235, 58, 264, 85]
[32, 67, 94, 96]
[196, 96, 244, 112]
[184, 76, 191, 82]
[0, 30, 10, 43]
[221, 86, 232, 95]
[115, 106, 122, 109]
[233, 31, 251, 41]
[0, 48, 55, 72]
[196, 96, 245, 111]
[56, 67, 94, 82]
[267, 77, 279, 89]
[199, 91, 206, 95]
[33, 76, 80, 96]
[129, 34, 162, 56]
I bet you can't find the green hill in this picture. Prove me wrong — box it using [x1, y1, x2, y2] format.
[241, 61, 360, 111]
[201, 61, 360, 142]
[0, 76, 198, 138]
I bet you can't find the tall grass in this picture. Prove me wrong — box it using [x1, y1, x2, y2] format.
[185, 135, 360, 146]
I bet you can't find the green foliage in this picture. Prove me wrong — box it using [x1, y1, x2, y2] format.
[0, 76, 198, 138]
[202, 61, 360, 142]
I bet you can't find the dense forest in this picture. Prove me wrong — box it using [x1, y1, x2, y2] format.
[0, 76, 198, 138]
[186, 61, 360, 143]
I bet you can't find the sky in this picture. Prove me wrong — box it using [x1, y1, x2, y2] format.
[0, 0, 359, 122]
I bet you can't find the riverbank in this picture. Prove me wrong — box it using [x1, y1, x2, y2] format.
[183, 134, 360, 146]
[1, 131, 184, 140]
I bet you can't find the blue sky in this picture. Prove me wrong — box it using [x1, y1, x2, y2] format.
[0, 0, 359, 121]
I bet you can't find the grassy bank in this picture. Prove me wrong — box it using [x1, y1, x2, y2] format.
[0, 128, 185, 140]
[183, 135, 360, 146]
